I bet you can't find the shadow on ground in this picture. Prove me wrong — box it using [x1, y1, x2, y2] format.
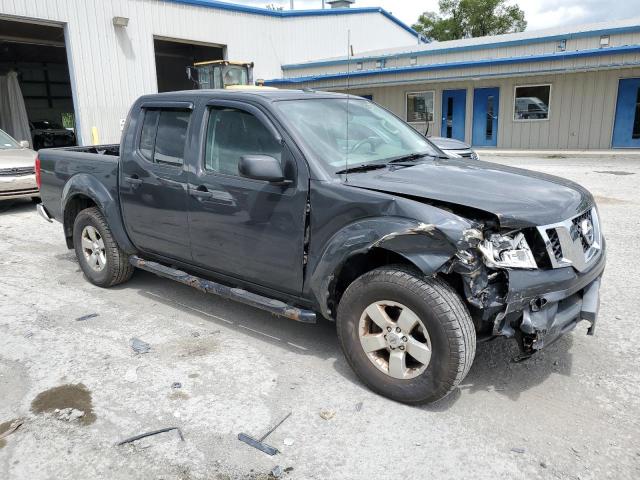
[125, 270, 575, 411]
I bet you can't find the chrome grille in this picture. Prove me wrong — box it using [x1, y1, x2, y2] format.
[537, 208, 602, 272]
[546, 229, 562, 261]
[0, 166, 35, 176]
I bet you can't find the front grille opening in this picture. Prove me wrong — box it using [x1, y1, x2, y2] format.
[572, 210, 593, 252]
[546, 229, 563, 261]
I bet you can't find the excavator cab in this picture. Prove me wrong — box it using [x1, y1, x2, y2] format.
[187, 60, 258, 89]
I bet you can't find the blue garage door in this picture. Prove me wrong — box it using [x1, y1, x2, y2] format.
[472, 87, 499, 147]
[612, 78, 640, 148]
[441, 89, 466, 141]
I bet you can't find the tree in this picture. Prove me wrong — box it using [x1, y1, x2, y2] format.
[412, 0, 527, 42]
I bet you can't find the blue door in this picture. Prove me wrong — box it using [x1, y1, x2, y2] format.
[612, 78, 640, 148]
[472, 87, 499, 147]
[441, 89, 466, 141]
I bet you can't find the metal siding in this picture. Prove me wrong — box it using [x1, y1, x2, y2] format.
[318, 67, 640, 149]
[0, 0, 416, 144]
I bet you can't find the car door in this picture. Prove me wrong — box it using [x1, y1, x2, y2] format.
[119, 102, 193, 261]
[187, 100, 308, 295]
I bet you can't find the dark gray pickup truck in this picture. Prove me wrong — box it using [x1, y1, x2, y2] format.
[36, 89, 605, 404]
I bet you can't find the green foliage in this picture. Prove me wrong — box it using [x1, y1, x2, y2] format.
[412, 0, 527, 41]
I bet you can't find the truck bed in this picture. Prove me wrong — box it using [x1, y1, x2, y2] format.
[38, 144, 121, 222]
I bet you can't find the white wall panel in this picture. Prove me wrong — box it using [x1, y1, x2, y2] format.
[0, 0, 417, 143]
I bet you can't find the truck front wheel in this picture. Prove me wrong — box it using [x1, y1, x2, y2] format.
[72, 207, 134, 287]
[336, 267, 476, 404]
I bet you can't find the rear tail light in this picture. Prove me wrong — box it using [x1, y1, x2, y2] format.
[35, 155, 41, 189]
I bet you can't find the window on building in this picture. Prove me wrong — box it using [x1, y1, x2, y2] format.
[375, 58, 386, 69]
[410, 56, 418, 66]
[557, 39, 566, 52]
[600, 35, 610, 48]
[205, 107, 282, 176]
[356, 62, 363, 71]
[514, 85, 551, 121]
[138, 108, 191, 165]
[406, 91, 434, 123]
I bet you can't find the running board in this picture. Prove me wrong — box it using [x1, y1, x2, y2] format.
[129, 256, 317, 324]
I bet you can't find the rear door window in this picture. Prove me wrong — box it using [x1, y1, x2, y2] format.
[138, 108, 191, 166]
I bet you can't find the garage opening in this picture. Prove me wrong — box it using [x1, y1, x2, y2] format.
[0, 18, 77, 149]
[153, 38, 224, 93]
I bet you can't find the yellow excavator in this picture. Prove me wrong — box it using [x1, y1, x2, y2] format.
[186, 60, 276, 90]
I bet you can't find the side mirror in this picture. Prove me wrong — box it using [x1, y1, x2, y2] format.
[19, 140, 30, 148]
[238, 155, 289, 185]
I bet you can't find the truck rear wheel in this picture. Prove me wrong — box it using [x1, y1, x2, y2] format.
[336, 267, 476, 404]
[73, 207, 134, 287]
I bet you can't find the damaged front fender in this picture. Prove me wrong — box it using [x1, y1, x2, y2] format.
[307, 215, 474, 320]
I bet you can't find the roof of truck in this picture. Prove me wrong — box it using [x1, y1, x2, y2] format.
[140, 89, 352, 102]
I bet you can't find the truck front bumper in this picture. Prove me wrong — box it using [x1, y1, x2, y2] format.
[498, 243, 606, 353]
[0, 173, 39, 201]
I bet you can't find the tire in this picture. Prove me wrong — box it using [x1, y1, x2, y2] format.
[31, 197, 41, 204]
[73, 207, 134, 287]
[336, 266, 476, 404]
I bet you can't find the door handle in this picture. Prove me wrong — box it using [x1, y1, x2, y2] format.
[189, 188, 214, 200]
[125, 175, 143, 188]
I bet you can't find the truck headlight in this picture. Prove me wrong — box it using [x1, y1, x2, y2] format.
[478, 232, 538, 269]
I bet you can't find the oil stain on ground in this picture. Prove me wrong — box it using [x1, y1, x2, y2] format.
[30, 384, 96, 425]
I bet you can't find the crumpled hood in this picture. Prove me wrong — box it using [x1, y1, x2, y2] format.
[345, 158, 593, 228]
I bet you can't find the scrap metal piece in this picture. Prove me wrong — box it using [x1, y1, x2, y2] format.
[116, 426, 184, 446]
[237, 412, 292, 456]
[0, 419, 23, 441]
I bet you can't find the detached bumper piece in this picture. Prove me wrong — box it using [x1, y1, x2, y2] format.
[129, 256, 316, 323]
[520, 277, 600, 352]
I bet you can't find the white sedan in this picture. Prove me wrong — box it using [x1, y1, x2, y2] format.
[0, 128, 39, 201]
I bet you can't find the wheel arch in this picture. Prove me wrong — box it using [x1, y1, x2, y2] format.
[61, 174, 135, 253]
[307, 217, 461, 320]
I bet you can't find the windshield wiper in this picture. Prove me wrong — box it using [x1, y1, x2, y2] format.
[335, 163, 388, 175]
[386, 152, 437, 164]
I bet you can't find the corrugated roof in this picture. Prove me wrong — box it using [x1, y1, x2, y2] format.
[282, 17, 640, 70]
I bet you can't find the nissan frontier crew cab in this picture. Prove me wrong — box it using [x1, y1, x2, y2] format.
[36, 90, 605, 404]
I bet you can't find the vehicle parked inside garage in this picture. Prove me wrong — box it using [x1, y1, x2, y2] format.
[36, 90, 605, 404]
[30, 120, 76, 150]
[0, 128, 38, 201]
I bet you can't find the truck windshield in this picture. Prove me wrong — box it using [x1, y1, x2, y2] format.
[274, 98, 439, 173]
[0, 129, 20, 150]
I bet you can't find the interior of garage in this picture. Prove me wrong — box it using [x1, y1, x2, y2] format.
[0, 18, 77, 149]
[153, 38, 224, 92]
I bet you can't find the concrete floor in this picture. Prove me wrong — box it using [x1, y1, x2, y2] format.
[1, 155, 639, 480]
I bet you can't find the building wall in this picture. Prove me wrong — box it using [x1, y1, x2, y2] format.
[282, 27, 640, 78]
[334, 67, 640, 149]
[0, 0, 417, 144]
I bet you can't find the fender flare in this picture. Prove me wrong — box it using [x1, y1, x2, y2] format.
[61, 173, 136, 253]
[306, 216, 464, 319]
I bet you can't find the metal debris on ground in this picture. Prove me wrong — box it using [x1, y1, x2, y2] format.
[238, 412, 292, 456]
[76, 313, 99, 321]
[171, 382, 182, 389]
[355, 402, 363, 412]
[0, 419, 23, 440]
[116, 426, 184, 446]
[511, 447, 525, 454]
[270, 465, 284, 478]
[319, 409, 335, 420]
[129, 337, 151, 354]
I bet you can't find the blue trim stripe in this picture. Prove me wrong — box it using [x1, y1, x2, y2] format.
[265, 44, 640, 85]
[282, 24, 640, 70]
[165, 0, 424, 41]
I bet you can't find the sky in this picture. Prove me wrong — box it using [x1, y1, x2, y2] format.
[240, 0, 640, 32]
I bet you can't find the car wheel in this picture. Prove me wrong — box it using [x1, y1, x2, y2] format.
[337, 266, 476, 404]
[73, 207, 134, 287]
